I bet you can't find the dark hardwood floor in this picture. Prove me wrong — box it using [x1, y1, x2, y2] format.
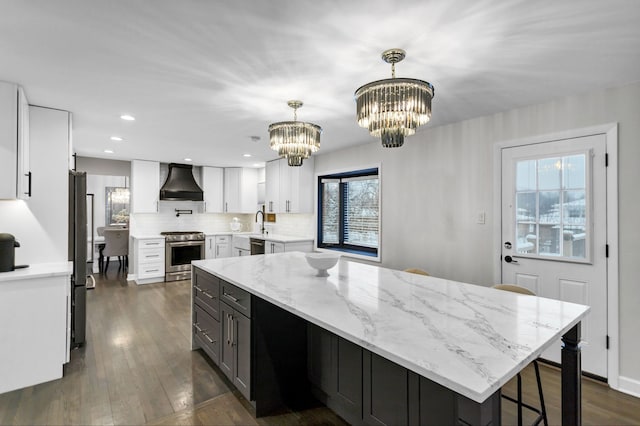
[0, 270, 638, 425]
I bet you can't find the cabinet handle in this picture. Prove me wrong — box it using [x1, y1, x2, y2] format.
[223, 291, 239, 303]
[194, 285, 203, 291]
[194, 323, 204, 333]
[203, 332, 215, 344]
[225, 202, 228, 212]
[25, 172, 32, 197]
[216, 245, 219, 257]
[226, 314, 232, 345]
[230, 314, 235, 346]
[201, 290, 214, 299]
[156, 200, 159, 212]
[269, 201, 273, 212]
[287, 200, 289, 212]
[204, 201, 207, 212]
[146, 254, 159, 258]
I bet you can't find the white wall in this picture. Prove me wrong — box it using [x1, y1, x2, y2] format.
[314, 81, 640, 387]
[0, 106, 70, 264]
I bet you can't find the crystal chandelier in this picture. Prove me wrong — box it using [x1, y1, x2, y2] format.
[269, 100, 322, 167]
[355, 49, 435, 148]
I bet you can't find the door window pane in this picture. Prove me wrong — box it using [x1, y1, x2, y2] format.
[538, 158, 562, 190]
[563, 155, 586, 189]
[516, 160, 536, 191]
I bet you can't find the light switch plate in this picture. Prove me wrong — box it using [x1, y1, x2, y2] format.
[476, 211, 486, 224]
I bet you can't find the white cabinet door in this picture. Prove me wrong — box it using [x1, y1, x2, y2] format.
[215, 243, 231, 258]
[278, 157, 314, 213]
[224, 167, 258, 213]
[131, 160, 160, 213]
[205, 236, 216, 259]
[202, 166, 224, 213]
[265, 160, 280, 213]
[0, 82, 30, 200]
[17, 87, 30, 199]
[267, 241, 285, 254]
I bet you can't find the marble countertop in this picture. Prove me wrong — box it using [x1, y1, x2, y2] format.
[0, 261, 73, 283]
[192, 252, 590, 403]
[233, 233, 314, 243]
[130, 234, 165, 240]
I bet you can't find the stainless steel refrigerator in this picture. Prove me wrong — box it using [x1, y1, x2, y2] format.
[69, 171, 87, 347]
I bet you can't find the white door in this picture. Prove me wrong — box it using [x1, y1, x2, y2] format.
[501, 134, 608, 378]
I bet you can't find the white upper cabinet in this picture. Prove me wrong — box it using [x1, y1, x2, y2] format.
[265, 157, 314, 214]
[202, 166, 224, 213]
[0, 81, 30, 199]
[265, 160, 280, 213]
[224, 167, 258, 213]
[131, 160, 160, 213]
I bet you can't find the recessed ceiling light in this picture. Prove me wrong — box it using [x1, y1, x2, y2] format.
[110, 136, 123, 141]
[253, 163, 263, 167]
[120, 114, 135, 121]
[243, 154, 252, 157]
[104, 149, 114, 154]
[184, 158, 192, 162]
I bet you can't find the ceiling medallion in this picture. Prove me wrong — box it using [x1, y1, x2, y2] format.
[269, 100, 322, 167]
[355, 48, 435, 148]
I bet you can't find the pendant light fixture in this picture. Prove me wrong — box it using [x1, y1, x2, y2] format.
[269, 100, 322, 167]
[355, 49, 434, 148]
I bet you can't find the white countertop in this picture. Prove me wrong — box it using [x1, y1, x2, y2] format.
[131, 234, 165, 240]
[233, 233, 314, 243]
[0, 261, 73, 283]
[192, 252, 589, 403]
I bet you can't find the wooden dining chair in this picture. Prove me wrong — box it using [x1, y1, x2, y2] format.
[492, 284, 548, 426]
[403, 268, 430, 276]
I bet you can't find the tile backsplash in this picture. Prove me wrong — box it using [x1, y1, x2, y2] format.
[130, 201, 314, 238]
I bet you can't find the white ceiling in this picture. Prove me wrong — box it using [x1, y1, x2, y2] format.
[1, 0, 639, 167]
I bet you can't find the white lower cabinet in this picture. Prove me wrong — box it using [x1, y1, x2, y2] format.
[265, 240, 313, 254]
[266, 241, 285, 254]
[134, 237, 165, 284]
[206, 235, 232, 259]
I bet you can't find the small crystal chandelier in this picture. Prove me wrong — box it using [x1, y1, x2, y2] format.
[269, 100, 322, 167]
[355, 49, 435, 148]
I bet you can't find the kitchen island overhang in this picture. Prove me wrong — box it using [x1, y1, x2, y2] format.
[191, 252, 589, 424]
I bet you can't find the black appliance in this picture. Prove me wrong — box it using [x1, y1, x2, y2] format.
[159, 163, 204, 201]
[69, 171, 87, 347]
[161, 231, 205, 281]
[250, 238, 265, 255]
[0, 233, 20, 272]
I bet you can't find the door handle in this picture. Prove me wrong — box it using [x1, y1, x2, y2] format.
[504, 255, 519, 264]
[25, 171, 32, 197]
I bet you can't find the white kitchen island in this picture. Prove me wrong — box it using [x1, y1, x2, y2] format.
[192, 252, 589, 425]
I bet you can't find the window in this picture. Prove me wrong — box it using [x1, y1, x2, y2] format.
[105, 186, 130, 225]
[515, 153, 587, 259]
[318, 168, 379, 257]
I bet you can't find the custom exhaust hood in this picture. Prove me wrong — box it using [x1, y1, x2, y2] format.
[159, 163, 203, 201]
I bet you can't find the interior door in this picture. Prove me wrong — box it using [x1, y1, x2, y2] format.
[501, 134, 607, 378]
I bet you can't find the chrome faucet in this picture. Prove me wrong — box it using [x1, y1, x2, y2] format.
[255, 205, 265, 234]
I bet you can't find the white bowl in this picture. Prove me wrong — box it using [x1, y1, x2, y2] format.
[305, 252, 340, 277]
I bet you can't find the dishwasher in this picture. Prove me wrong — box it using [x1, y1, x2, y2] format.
[250, 238, 265, 255]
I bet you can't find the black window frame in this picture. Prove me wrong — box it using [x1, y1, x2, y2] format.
[317, 167, 379, 257]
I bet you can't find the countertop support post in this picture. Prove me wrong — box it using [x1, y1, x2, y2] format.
[561, 322, 582, 426]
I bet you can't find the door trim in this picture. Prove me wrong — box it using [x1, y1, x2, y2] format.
[493, 123, 619, 389]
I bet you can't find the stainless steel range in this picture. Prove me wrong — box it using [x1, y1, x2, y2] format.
[161, 231, 205, 282]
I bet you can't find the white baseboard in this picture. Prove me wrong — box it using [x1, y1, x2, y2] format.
[618, 375, 640, 398]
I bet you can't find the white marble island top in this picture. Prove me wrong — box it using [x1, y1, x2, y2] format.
[192, 252, 590, 403]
